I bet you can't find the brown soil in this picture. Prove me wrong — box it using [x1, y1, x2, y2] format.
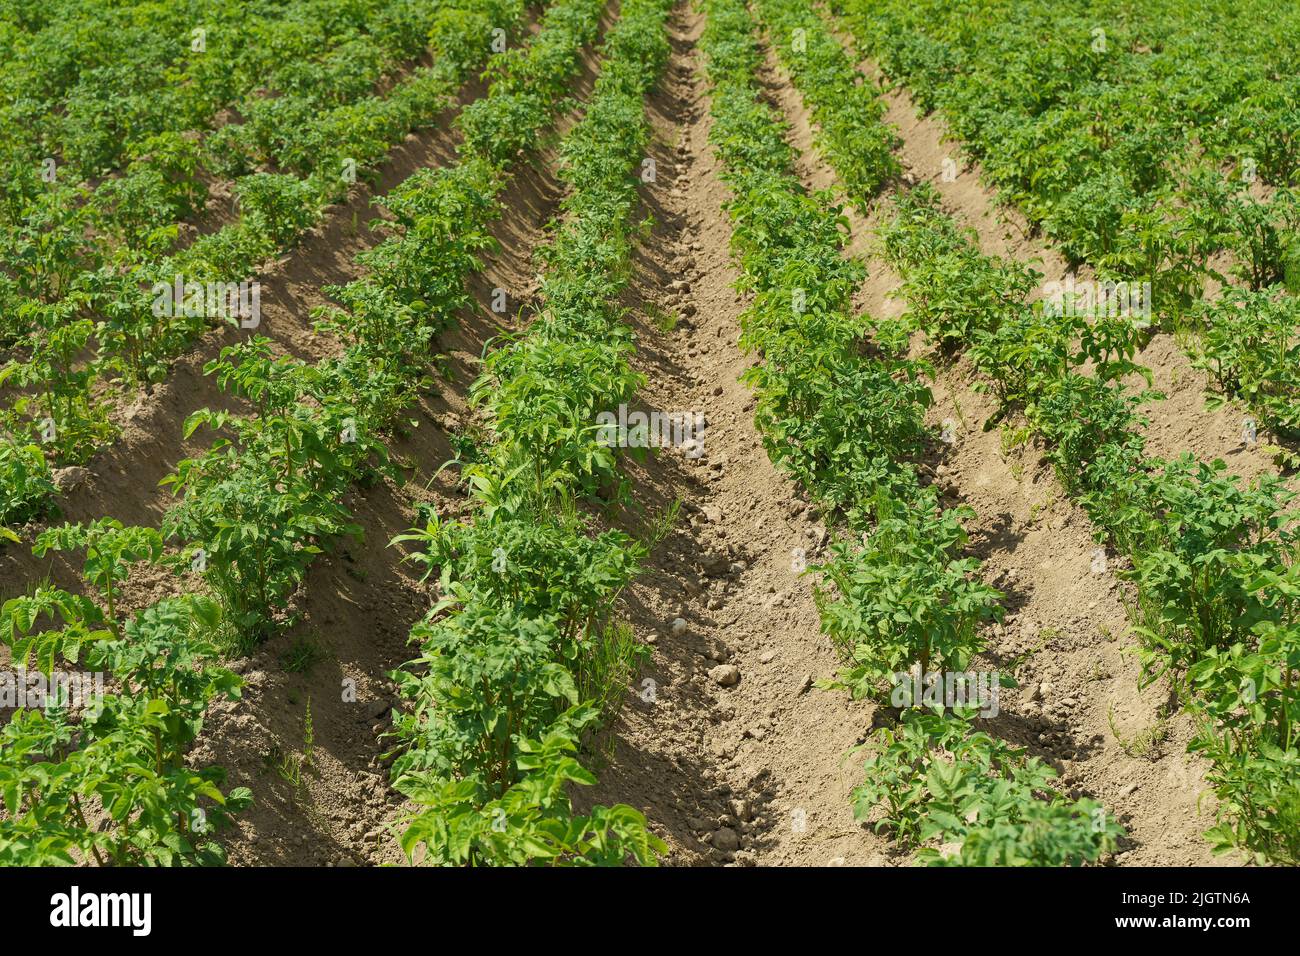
[580, 7, 888, 866]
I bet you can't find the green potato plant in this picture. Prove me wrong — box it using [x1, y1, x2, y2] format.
[0, 523, 248, 865]
[853, 709, 1123, 866]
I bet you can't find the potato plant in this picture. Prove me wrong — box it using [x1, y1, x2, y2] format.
[855, 709, 1123, 866]
[0, 524, 248, 865]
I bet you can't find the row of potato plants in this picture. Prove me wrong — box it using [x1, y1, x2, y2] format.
[388, 0, 676, 866]
[0, 0, 606, 865]
[2, 0, 309, 179]
[164, 0, 607, 651]
[0, 0, 535, 536]
[0, 522, 251, 864]
[165, 0, 664, 865]
[156, 0, 601, 654]
[789, 4, 1299, 863]
[880, 184, 1300, 866]
[0, 0, 407, 515]
[830, 0, 1300, 282]
[1, 0, 522, 346]
[700, 0, 1123, 865]
[829, 0, 1300, 449]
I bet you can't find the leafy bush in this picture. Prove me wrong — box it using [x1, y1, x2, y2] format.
[854, 709, 1123, 866]
[1192, 287, 1300, 437]
[0, 437, 55, 537]
[0, 522, 248, 865]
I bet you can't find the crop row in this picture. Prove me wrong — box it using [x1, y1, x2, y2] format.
[2, 0, 448, 336]
[815, 0, 1300, 863]
[163, 0, 605, 653]
[1, 0, 440, 184]
[795, 0, 1300, 864]
[832, 0, 1300, 269]
[699, 0, 1123, 865]
[389, 0, 675, 865]
[0, 0, 617, 865]
[881, 184, 1300, 865]
[790, 0, 1300, 862]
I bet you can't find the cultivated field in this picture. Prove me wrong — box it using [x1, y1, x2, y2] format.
[1, 0, 1298, 868]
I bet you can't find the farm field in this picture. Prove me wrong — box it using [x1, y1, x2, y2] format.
[0, 0, 1298, 874]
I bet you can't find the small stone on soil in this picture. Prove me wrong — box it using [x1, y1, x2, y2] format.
[709, 664, 741, 687]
